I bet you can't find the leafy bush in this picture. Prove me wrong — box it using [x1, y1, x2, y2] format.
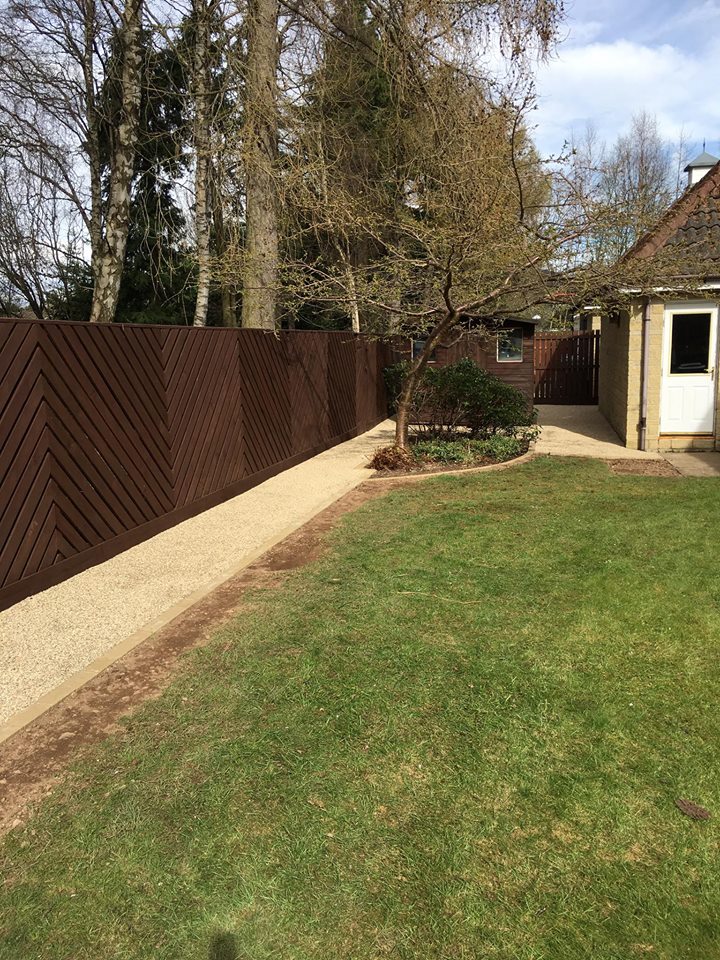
[411, 436, 525, 464]
[383, 358, 538, 441]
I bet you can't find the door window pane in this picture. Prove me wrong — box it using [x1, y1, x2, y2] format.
[670, 313, 711, 374]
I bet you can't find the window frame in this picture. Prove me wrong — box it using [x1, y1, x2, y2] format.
[411, 339, 437, 362]
[496, 327, 524, 363]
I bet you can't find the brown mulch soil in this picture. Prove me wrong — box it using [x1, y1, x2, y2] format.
[372, 444, 532, 478]
[372, 456, 499, 477]
[607, 459, 681, 477]
[0, 480, 406, 836]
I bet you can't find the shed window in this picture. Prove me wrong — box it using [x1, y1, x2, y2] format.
[412, 339, 436, 361]
[497, 328, 523, 362]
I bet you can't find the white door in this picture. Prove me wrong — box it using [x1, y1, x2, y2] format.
[660, 304, 718, 434]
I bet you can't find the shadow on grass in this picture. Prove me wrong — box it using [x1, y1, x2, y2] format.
[209, 932, 239, 960]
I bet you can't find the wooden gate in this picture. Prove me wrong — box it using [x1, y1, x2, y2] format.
[533, 330, 600, 404]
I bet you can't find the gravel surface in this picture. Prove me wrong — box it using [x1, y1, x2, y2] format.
[535, 405, 662, 459]
[0, 421, 395, 726]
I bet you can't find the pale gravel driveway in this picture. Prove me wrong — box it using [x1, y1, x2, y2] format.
[535, 405, 663, 459]
[0, 421, 396, 727]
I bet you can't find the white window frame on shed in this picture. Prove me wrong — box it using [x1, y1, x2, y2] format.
[496, 328, 523, 363]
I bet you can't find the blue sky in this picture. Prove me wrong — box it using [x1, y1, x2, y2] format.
[532, 0, 720, 157]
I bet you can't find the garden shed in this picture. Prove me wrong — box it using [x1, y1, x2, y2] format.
[393, 318, 538, 402]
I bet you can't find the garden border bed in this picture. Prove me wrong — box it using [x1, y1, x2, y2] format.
[368, 449, 536, 481]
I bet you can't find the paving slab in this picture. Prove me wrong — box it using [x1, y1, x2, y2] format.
[664, 452, 720, 477]
[535, 405, 662, 460]
[0, 421, 396, 730]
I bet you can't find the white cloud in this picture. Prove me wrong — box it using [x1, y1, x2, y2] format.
[533, 37, 720, 155]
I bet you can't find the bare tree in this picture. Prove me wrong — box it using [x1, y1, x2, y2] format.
[89, 0, 145, 322]
[566, 112, 682, 263]
[0, 0, 145, 324]
[280, 2, 667, 448]
[0, 154, 52, 317]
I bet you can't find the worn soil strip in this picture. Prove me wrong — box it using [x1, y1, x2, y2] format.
[369, 450, 536, 481]
[607, 459, 682, 477]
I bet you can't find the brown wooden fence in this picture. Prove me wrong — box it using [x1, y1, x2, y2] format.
[533, 330, 600, 404]
[0, 320, 390, 611]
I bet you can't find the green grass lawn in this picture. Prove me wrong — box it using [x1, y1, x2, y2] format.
[2, 457, 720, 960]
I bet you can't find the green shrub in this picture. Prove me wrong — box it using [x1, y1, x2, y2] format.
[383, 357, 538, 441]
[411, 436, 525, 465]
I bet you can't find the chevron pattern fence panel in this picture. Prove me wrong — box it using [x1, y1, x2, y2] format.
[0, 321, 389, 610]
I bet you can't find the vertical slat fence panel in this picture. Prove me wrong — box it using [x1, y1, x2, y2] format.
[328, 334, 357, 438]
[0, 321, 389, 610]
[288, 332, 330, 454]
[237, 329, 292, 476]
[533, 330, 600, 404]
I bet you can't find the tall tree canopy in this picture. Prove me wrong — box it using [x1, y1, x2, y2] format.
[0, 0, 664, 358]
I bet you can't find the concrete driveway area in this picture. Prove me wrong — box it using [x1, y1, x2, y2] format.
[535, 405, 662, 460]
[664, 452, 720, 477]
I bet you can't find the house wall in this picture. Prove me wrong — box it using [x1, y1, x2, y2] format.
[603, 297, 720, 452]
[576, 312, 602, 333]
[642, 300, 665, 452]
[603, 298, 677, 451]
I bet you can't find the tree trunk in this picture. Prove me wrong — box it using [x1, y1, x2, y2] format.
[89, 0, 143, 323]
[241, 0, 279, 330]
[345, 259, 361, 333]
[82, 0, 103, 302]
[192, 0, 211, 327]
[394, 310, 456, 449]
[211, 160, 237, 326]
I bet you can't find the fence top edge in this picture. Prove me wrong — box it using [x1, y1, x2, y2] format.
[0, 317, 375, 338]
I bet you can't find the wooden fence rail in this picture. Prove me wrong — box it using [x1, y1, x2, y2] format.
[533, 330, 600, 404]
[0, 320, 390, 611]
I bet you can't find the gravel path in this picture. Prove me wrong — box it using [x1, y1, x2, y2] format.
[0, 421, 395, 727]
[535, 405, 662, 459]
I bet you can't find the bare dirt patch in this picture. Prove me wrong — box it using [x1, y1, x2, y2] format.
[0, 480, 404, 836]
[607, 459, 681, 478]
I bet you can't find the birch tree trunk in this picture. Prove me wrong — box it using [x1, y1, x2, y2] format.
[192, 0, 211, 327]
[89, 0, 143, 323]
[210, 162, 237, 326]
[241, 0, 279, 330]
[81, 0, 103, 296]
